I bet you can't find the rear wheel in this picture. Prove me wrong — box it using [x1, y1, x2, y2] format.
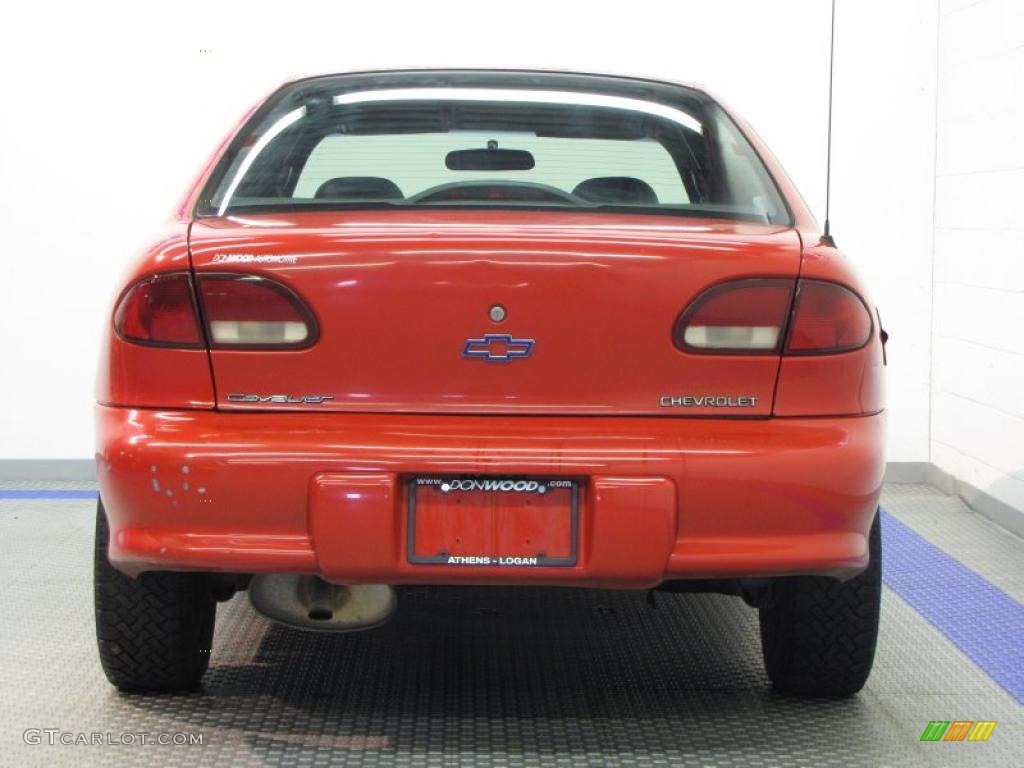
[758, 510, 882, 697]
[94, 500, 216, 692]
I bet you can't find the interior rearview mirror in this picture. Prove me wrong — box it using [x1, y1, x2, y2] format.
[445, 147, 535, 171]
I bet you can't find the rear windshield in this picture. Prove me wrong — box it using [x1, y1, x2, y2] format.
[197, 76, 791, 225]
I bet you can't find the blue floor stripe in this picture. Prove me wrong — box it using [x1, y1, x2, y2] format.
[0, 490, 98, 500]
[881, 508, 1024, 704]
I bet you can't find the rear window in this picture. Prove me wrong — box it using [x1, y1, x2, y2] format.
[198, 76, 790, 225]
[294, 133, 690, 204]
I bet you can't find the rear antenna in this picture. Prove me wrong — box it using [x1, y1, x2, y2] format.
[822, 0, 837, 247]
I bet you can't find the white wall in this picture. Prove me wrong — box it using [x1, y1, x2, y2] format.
[0, 0, 935, 463]
[931, 0, 1024, 511]
[831, 0, 938, 462]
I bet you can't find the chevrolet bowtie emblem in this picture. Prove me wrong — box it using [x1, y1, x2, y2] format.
[462, 333, 535, 362]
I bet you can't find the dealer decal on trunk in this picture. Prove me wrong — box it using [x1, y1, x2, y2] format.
[416, 477, 572, 494]
[445, 555, 540, 566]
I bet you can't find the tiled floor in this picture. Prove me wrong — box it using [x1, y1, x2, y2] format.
[0, 482, 1020, 767]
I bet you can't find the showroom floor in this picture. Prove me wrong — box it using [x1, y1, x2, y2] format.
[0, 482, 1020, 767]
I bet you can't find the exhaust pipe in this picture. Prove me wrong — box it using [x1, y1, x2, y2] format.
[249, 575, 396, 632]
[305, 577, 337, 622]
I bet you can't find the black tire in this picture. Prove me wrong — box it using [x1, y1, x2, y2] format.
[759, 509, 882, 697]
[94, 500, 216, 692]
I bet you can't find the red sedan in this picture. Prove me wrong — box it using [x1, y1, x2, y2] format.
[95, 70, 886, 696]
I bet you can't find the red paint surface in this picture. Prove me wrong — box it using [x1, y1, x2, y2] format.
[188, 211, 801, 417]
[97, 407, 883, 585]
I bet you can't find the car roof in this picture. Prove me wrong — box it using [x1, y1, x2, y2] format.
[276, 69, 712, 104]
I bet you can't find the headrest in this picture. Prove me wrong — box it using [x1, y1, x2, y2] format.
[572, 177, 659, 205]
[314, 177, 404, 200]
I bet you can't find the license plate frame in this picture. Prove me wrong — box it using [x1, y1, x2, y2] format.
[406, 476, 579, 567]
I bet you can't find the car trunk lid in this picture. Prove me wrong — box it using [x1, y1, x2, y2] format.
[189, 210, 801, 416]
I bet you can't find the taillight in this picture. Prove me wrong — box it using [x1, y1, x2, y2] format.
[786, 280, 872, 354]
[673, 278, 793, 353]
[674, 278, 872, 356]
[197, 274, 317, 348]
[113, 272, 202, 347]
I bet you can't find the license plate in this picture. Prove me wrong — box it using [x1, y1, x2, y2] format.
[407, 476, 578, 567]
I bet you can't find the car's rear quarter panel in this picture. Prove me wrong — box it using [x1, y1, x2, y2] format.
[95, 224, 216, 409]
[774, 239, 886, 416]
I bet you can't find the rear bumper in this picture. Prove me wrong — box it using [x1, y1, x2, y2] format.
[96, 406, 884, 587]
